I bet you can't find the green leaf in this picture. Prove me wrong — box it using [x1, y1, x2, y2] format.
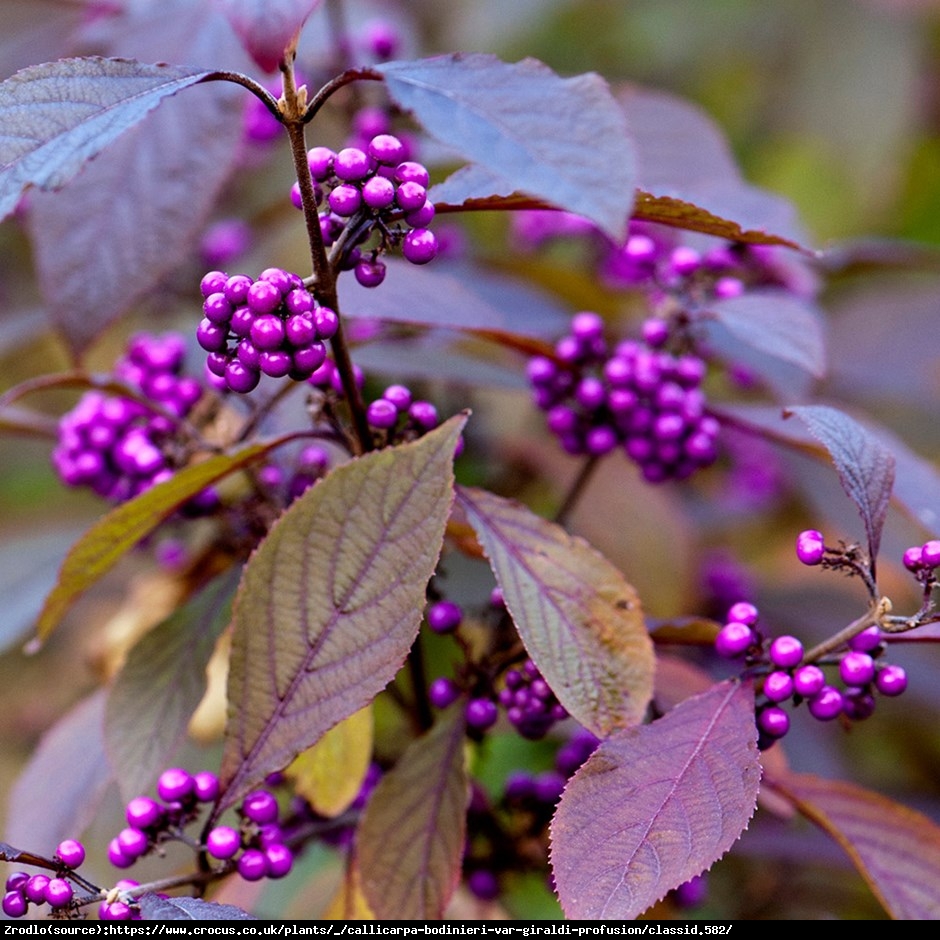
[457, 486, 654, 737]
[105, 568, 241, 802]
[357, 706, 469, 919]
[33, 442, 269, 643]
[217, 416, 467, 813]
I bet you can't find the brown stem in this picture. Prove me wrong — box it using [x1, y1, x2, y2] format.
[553, 455, 600, 526]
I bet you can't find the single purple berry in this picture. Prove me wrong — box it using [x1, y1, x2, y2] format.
[757, 705, 790, 739]
[126, 796, 162, 830]
[314, 307, 339, 340]
[382, 384, 412, 411]
[715, 621, 754, 658]
[726, 601, 759, 626]
[793, 664, 826, 697]
[264, 844, 293, 879]
[465, 698, 498, 730]
[840, 651, 875, 687]
[362, 18, 400, 59]
[467, 869, 500, 901]
[24, 875, 50, 904]
[200, 270, 228, 298]
[355, 259, 387, 288]
[225, 359, 261, 394]
[307, 147, 335, 181]
[100, 900, 133, 921]
[405, 200, 435, 227]
[55, 839, 86, 869]
[429, 677, 461, 709]
[117, 827, 149, 859]
[2, 890, 27, 918]
[769, 635, 803, 669]
[44, 878, 73, 909]
[206, 826, 241, 860]
[224, 274, 253, 305]
[875, 664, 908, 697]
[641, 318, 670, 347]
[402, 228, 438, 265]
[409, 401, 439, 430]
[427, 600, 462, 634]
[763, 670, 795, 703]
[361, 175, 396, 209]
[367, 398, 399, 429]
[903, 545, 925, 571]
[246, 279, 281, 315]
[5, 872, 28, 893]
[921, 540, 940, 568]
[260, 350, 293, 378]
[107, 839, 136, 870]
[157, 767, 194, 803]
[848, 626, 882, 653]
[196, 318, 228, 353]
[534, 770, 566, 806]
[242, 790, 279, 825]
[796, 529, 825, 566]
[237, 849, 268, 882]
[334, 147, 372, 181]
[842, 688, 877, 721]
[669, 245, 701, 277]
[808, 686, 844, 721]
[329, 183, 363, 216]
[194, 771, 220, 802]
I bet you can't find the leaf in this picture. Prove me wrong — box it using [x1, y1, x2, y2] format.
[549, 680, 761, 920]
[105, 568, 241, 802]
[286, 706, 373, 818]
[378, 54, 635, 241]
[357, 706, 469, 919]
[216, 0, 323, 72]
[701, 289, 827, 379]
[766, 772, 940, 919]
[323, 861, 376, 920]
[217, 416, 466, 813]
[785, 405, 896, 564]
[0, 57, 216, 222]
[138, 895, 256, 920]
[34, 441, 270, 644]
[4, 690, 114, 852]
[457, 486, 654, 737]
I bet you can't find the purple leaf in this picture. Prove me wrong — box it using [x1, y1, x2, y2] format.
[4, 690, 114, 852]
[105, 568, 241, 802]
[785, 405, 895, 563]
[768, 772, 940, 919]
[457, 486, 654, 737]
[550, 680, 761, 920]
[379, 54, 635, 242]
[34, 441, 271, 644]
[340, 258, 569, 340]
[0, 57, 216, 222]
[701, 289, 827, 379]
[215, 0, 323, 72]
[357, 706, 469, 919]
[217, 416, 466, 813]
[621, 85, 808, 247]
[138, 895, 256, 920]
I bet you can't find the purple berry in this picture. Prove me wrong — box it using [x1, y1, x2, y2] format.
[769, 635, 803, 669]
[334, 147, 372, 181]
[808, 686, 843, 721]
[405, 200, 435, 227]
[382, 384, 412, 411]
[839, 651, 875, 687]
[250, 313, 286, 351]
[314, 306, 339, 340]
[55, 839, 86, 869]
[126, 796, 162, 830]
[107, 839, 136, 870]
[763, 670, 795, 703]
[194, 771, 220, 802]
[715, 621, 754, 658]
[367, 398, 399, 429]
[757, 705, 790, 739]
[329, 183, 362, 216]
[921, 540, 940, 568]
[206, 826, 241, 860]
[196, 318, 228, 353]
[429, 677, 461, 709]
[24, 875, 50, 904]
[848, 626, 882, 652]
[2, 891, 27, 918]
[200, 270, 228, 297]
[100, 901, 133, 920]
[242, 790, 279, 825]
[5, 872, 28, 893]
[237, 849, 268, 882]
[402, 228, 438, 265]
[793, 664, 826, 697]
[361, 175, 397, 209]
[157, 767, 194, 803]
[307, 147, 335, 181]
[44, 878, 73, 909]
[225, 359, 261, 394]
[264, 844, 293, 879]
[465, 698, 498, 730]
[842, 688, 876, 721]
[409, 401, 439, 430]
[260, 350, 293, 378]
[875, 664, 908, 697]
[796, 529, 825, 566]
[427, 600, 462, 634]
[246, 279, 281, 315]
[117, 827, 149, 858]
[903, 545, 925, 571]
[355, 259, 387, 288]
[727, 601, 759, 626]
[467, 869, 500, 901]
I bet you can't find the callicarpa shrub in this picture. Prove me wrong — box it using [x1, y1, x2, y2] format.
[1, 0, 939, 923]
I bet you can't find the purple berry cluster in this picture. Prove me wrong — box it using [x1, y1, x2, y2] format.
[291, 136, 438, 286]
[198, 267, 339, 393]
[52, 333, 203, 502]
[714, 601, 908, 747]
[902, 539, 940, 581]
[497, 659, 568, 740]
[528, 312, 719, 481]
[2, 840, 85, 919]
[107, 768, 293, 889]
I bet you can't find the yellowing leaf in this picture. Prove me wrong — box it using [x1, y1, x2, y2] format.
[323, 860, 375, 920]
[287, 706, 373, 818]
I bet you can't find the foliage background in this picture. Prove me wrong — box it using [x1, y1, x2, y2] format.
[2, 0, 940, 919]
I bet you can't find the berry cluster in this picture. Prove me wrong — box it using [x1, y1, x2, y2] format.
[52, 333, 204, 502]
[497, 658, 568, 740]
[715, 600, 908, 747]
[2, 840, 86, 919]
[291, 136, 438, 286]
[902, 538, 940, 581]
[107, 769, 293, 894]
[198, 267, 339, 393]
[528, 312, 719, 481]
